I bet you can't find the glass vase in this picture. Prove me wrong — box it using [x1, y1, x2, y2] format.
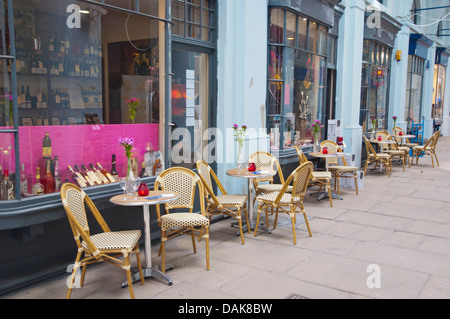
[125, 157, 135, 195]
[313, 133, 320, 153]
[235, 142, 246, 169]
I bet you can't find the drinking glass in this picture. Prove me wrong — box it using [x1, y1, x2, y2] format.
[132, 177, 141, 199]
[119, 177, 127, 197]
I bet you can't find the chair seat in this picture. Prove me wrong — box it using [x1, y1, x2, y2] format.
[211, 195, 247, 206]
[257, 184, 293, 193]
[369, 153, 390, 159]
[398, 146, 410, 152]
[328, 166, 357, 172]
[257, 192, 301, 205]
[312, 171, 331, 180]
[160, 213, 209, 230]
[403, 143, 418, 147]
[383, 150, 406, 155]
[82, 230, 141, 251]
[413, 145, 431, 151]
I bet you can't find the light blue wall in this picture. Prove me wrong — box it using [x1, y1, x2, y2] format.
[216, 0, 269, 195]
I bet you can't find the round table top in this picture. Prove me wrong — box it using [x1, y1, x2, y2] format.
[309, 152, 345, 158]
[110, 191, 180, 207]
[226, 168, 276, 179]
[394, 134, 415, 139]
[369, 139, 396, 144]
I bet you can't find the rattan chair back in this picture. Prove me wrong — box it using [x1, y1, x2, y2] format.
[196, 160, 227, 208]
[61, 183, 110, 254]
[294, 145, 308, 164]
[249, 151, 285, 184]
[155, 167, 203, 212]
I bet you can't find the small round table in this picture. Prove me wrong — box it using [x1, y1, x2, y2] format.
[110, 190, 180, 287]
[226, 168, 276, 234]
[393, 134, 415, 146]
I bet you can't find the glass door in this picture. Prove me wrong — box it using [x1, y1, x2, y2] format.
[171, 46, 210, 169]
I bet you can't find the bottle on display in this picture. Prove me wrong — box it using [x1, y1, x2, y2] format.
[25, 86, 32, 108]
[110, 154, 119, 181]
[153, 151, 163, 176]
[74, 165, 95, 186]
[90, 163, 110, 184]
[43, 132, 52, 159]
[32, 167, 44, 196]
[20, 163, 28, 197]
[97, 162, 116, 183]
[19, 86, 25, 108]
[144, 146, 154, 176]
[54, 156, 61, 192]
[1, 169, 15, 200]
[139, 162, 149, 178]
[68, 165, 87, 188]
[44, 159, 55, 194]
[81, 164, 102, 185]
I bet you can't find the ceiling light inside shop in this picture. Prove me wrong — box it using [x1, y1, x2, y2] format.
[80, 9, 90, 14]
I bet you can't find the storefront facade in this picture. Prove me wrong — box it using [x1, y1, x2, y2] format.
[2, 0, 450, 295]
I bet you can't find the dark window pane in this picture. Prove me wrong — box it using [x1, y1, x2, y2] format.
[270, 8, 284, 44]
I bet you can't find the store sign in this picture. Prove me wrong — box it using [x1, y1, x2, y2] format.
[66, 4, 81, 29]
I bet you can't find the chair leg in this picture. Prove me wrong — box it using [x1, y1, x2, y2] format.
[66, 251, 82, 299]
[290, 209, 297, 245]
[336, 176, 341, 195]
[135, 245, 145, 286]
[327, 182, 333, 207]
[303, 211, 312, 237]
[161, 230, 167, 273]
[254, 205, 262, 237]
[204, 226, 210, 271]
[124, 252, 135, 299]
[273, 207, 279, 230]
[191, 229, 197, 254]
[244, 206, 251, 234]
[237, 213, 245, 245]
[363, 160, 369, 176]
[435, 153, 440, 167]
[354, 174, 358, 195]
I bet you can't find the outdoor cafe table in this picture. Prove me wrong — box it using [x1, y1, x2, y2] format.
[393, 134, 416, 146]
[226, 168, 276, 234]
[110, 190, 180, 287]
[308, 152, 344, 201]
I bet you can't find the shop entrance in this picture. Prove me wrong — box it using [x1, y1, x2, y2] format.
[170, 45, 211, 169]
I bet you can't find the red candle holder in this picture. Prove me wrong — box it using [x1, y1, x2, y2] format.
[322, 147, 328, 155]
[248, 162, 256, 172]
[378, 136, 382, 141]
[399, 131, 403, 136]
[138, 183, 149, 196]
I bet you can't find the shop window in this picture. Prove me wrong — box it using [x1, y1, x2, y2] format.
[359, 40, 392, 133]
[268, 8, 328, 152]
[172, 0, 215, 42]
[433, 64, 446, 121]
[405, 55, 425, 129]
[0, 0, 167, 201]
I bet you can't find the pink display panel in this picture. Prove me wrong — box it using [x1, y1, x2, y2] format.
[12, 124, 159, 181]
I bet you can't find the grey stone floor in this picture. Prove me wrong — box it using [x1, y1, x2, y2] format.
[4, 136, 450, 299]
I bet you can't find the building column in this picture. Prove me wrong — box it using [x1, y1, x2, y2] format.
[422, 44, 436, 141]
[441, 64, 450, 136]
[335, 0, 366, 168]
[388, 25, 410, 132]
[216, 0, 269, 194]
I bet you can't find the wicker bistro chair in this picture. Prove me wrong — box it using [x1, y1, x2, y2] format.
[254, 162, 314, 245]
[411, 130, 440, 168]
[196, 160, 249, 245]
[363, 134, 391, 177]
[320, 140, 359, 195]
[154, 167, 210, 273]
[295, 145, 333, 207]
[60, 183, 144, 299]
[248, 151, 292, 198]
[376, 131, 408, 172]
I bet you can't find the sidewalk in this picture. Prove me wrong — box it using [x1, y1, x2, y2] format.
[4, 137, 450, 299]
